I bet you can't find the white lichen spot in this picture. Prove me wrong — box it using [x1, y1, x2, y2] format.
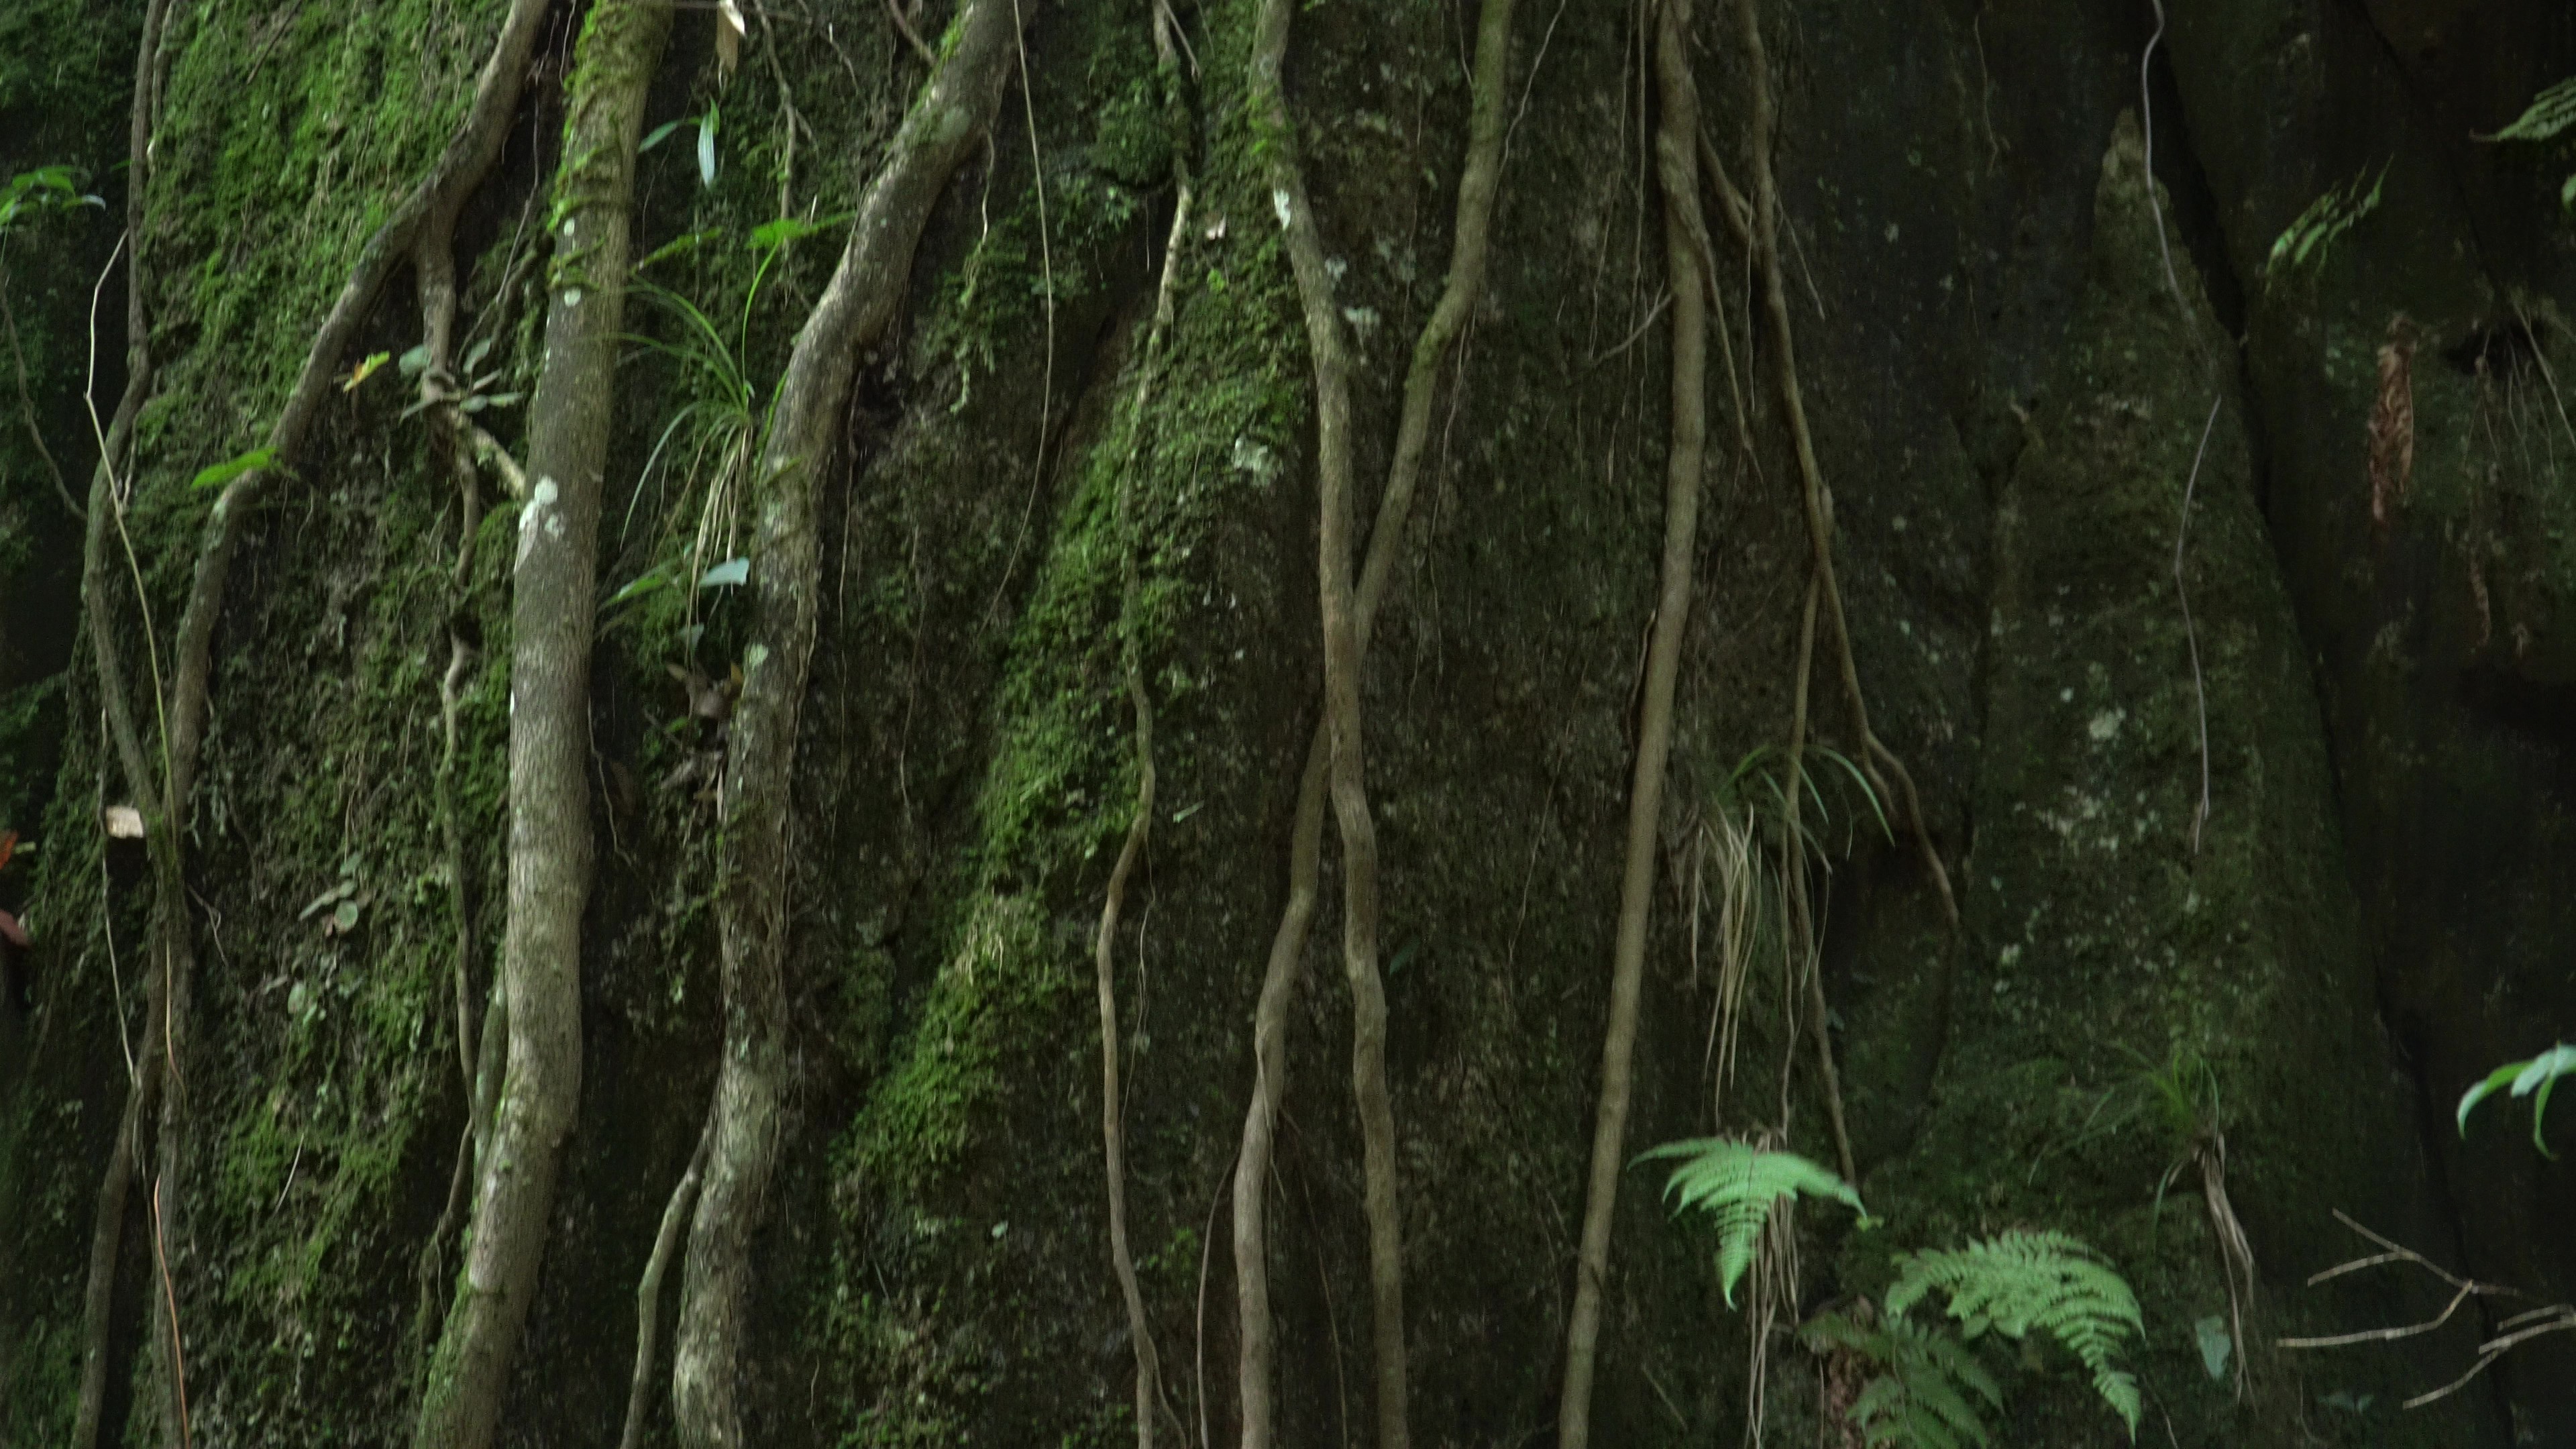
[2059, 686, 2074, 703]
[1272, 187, 1293, 230]
[519, 476, 559, 564]
[564, 287, 584, 308]
[2088, 708, 2126, 742]
[562, 217, 577, 238]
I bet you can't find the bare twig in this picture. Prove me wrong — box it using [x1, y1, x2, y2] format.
[0, 252, 80, 517]
[2174, 395, 2220, 854]
[2279, 1208, 2576, 1410]
[884, 0, 934, 66]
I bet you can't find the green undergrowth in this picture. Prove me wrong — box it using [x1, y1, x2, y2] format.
[121, 0, 506, 604]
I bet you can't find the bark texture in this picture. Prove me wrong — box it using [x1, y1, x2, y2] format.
[666, 3, 1026, 1444]
[411, 4, 672, 1446]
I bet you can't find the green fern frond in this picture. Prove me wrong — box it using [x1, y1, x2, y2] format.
[1806, 1313, 2002, 1449]
[2482, 74, 2576, 144]
[1886, 1230, 2143, 1438]
[1639, 1139, 1862, 1306]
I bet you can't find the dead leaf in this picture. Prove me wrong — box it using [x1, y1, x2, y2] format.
[716, 0, 745, 78]
[105, 805, 144, 839]
[0, 829, 15, 873]
[0, 908, 25, 950]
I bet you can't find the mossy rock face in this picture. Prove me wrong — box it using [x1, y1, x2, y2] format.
[1848, 117, 2494, 1448]
[12, 1, 2576, 1445]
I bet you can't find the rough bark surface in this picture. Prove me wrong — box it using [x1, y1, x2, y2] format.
[666, 4, 1026, 1444]
[410, 5, 672, 1446]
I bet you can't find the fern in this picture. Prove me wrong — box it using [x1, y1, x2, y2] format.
[1639, 1139, 1862, 1306]
[1805, 1313, 2002, 1449]
[2482, 74, 2576, 144]
[2265, 162, 2387, 285]
[1886, 1230, 2143, 1438]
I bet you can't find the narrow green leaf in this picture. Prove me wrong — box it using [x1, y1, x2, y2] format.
[192, 446, 277, 490]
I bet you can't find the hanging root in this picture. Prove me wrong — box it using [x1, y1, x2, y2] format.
[1556, 4, 1709, 1445]
[1735, 0, 1956, 928]
[68, 0, 178, 1442]
[1231, 1, 1519, 1444]
[1253, 4, 1410, 1442]
[667, 6, 1026, 1447]
[621, 1112, 713, 1449]
[1778, 574, 1856, 1182]
[1094, 11, 1195, 1444]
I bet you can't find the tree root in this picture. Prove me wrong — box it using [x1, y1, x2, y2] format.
[1094, 14, 1194, 1444]
[1230, 3, 1517, 1443]
[1778, 574, 1856, 1183]
[69, 1, 177, 1442]
[1733, 0, 1956, 929]
[623, 1111, 713, 1449]
[411, 4, 672, 1447]
[667, 7, 1027, 1446]
[1555, 4, 1710, 1444]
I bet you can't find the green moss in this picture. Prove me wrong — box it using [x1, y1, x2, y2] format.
[129, 0, 504, 525]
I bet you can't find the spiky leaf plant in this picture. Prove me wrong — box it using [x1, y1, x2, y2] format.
[1639, 1140, 1862, 1306]
[2457, 1042, 2576, 1159]
[1886, 1230, 2143, 1436]
[1805, 1312, 2004, 1449]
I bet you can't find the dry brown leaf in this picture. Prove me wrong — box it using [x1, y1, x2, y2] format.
[716, 0, 745, 78]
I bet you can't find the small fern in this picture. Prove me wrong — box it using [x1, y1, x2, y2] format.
[1805, 1312, 2002, 1449]
[1639, 1139, 1862, 1306]
[1886, 1230, 2143, 1438]
[2482, 74, 2576, 144]
[2265, 162, 2387, 285]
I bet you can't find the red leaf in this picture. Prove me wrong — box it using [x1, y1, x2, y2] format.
[0, 908, 27, 950]
[0, 829, 15, 873]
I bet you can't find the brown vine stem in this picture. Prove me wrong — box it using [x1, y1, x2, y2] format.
[1555, 2, 1708, 1444]
[667, 5, 1027, 1446]
[1095, 11, 1195, 1446]
[1252, 0, 1409, 1440]
[622, 1114, 713, 1449]
[411, 3, 671, 1446]
[70, 0, 176, 1442]
[1776, 573, 1856, 1182]
[1232, 2, 1518, 1444]
[1736, 0, 1957, 928]
[150, 1177, 189, 1449]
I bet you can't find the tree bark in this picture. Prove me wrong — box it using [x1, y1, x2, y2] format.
[667, 5, 1028, 1445]
[411, 4, 672, 1446]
